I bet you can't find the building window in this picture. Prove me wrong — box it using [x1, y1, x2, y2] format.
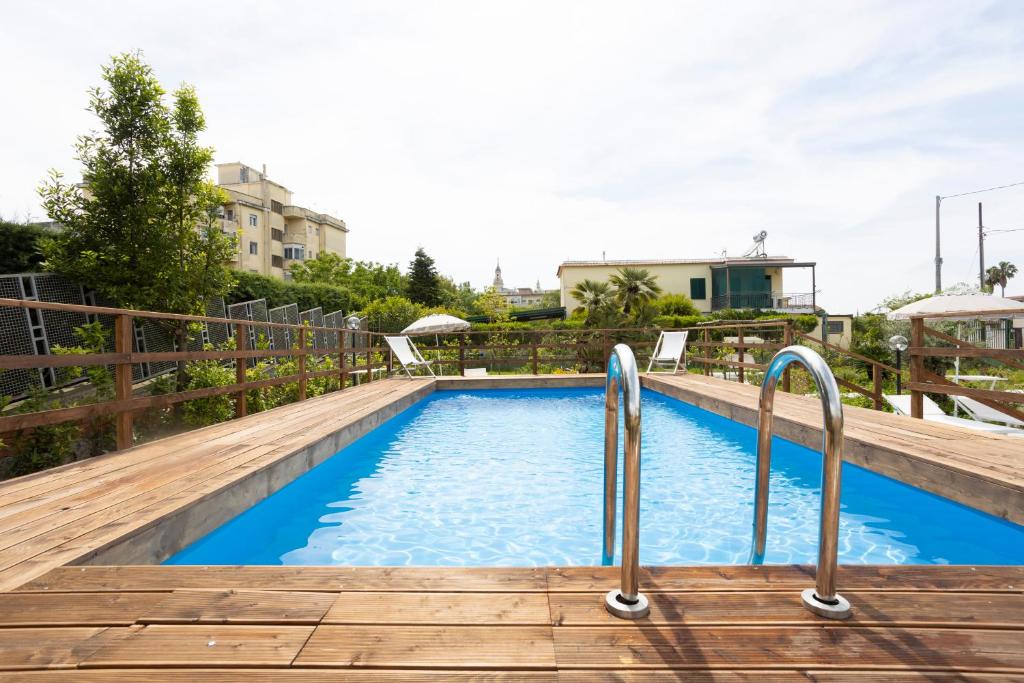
[271, 228, 284, 242]
[249, 241, 258, 255]
[248, 214, 258, 227]
[225, 208, 234, 221]
[271, 255, 284, 269]
[284, 244, 305, 260]
[689, 277, 707, 300]
[827, 320, 845, 335]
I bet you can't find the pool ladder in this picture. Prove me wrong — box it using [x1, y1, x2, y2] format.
[601, 343, 852, 620]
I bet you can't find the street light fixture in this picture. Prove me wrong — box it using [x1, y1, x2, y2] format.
[345, 315, 362, 376]
[888, 335, 908, 395]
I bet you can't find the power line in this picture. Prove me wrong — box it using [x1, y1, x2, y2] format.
[941, 180, 1024, 199]
[986, 227, 1024, 233]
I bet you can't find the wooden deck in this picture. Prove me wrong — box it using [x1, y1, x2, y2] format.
[0, 379, 433, 592]
[1, 373, 1023, 676]
[0, 564, 1021, 677]
[644, 373, 1024, 524]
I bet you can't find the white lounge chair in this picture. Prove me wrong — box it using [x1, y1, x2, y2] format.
[953, 396, 1024, 429]
[384, 336, 435, 378]
[884, 394, 1022, 436]
[647, 331, 689, 374]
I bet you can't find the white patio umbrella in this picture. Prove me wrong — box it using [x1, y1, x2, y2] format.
[885, 294, 1024, 321]
[401, 314, 471, 375]
[886, 294, 1024, 412]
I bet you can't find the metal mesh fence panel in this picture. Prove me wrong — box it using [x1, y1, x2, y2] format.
[269, 304, 299, 351]
[0, 276, 40, 398]
[228, 299, 271, 366]
[299, 308, 325, 349]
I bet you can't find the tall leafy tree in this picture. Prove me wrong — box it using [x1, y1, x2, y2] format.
[609, 267, 662, 315]
[406, 247, 442, 306]
[39, 51, 235, 315]
[985, 261, 1018, 297]
[570, 278, 614, 315]
[289, 252, 405, 301]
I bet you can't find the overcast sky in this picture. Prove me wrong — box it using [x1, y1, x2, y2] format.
[2, 1, 1022, 312]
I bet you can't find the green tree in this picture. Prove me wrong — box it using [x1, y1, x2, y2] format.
[570, 279, 614, 315]
[609, 267, 662, 315]
[39, 51, 235, 315]
[985, 261, 1018, 297]
[0, 219, 47, 273]
[290, 252, 405, 301]
[362, 295, 425, 333]
[406, 247, 442, 306]
[476, 287, 510, 323]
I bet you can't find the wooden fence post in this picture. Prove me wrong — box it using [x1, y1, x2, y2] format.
[531, 333, 539, 375]
[297, 327, 307, 401]
[114, 314, 134, 450]
[235, 322, 248, 418]
[872, 362, 883, 410]
[459, 334, 466, 376]
[737, 326, 745, 384]
[782, 321, 793, 392]
[703, 328, 710, 376]
[366, 336, 374, 383]
[337, 329, 346, 390]
[910, 316, 924, 419]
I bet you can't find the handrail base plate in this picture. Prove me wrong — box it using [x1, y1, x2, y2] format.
[801, 588, 852, 620]
[605, 590, 650, 619]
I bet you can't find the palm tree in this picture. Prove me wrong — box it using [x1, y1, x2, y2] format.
[609, 267, 662, 315]
[570, 279, 614, 315]
[985, 261, 1018, 297]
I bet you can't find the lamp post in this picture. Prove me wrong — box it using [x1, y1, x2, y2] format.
[889, 335, 908, 395]
[345, 315, 361, 381]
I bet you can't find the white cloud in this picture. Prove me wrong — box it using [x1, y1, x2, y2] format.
[1, 0, 1021, 310]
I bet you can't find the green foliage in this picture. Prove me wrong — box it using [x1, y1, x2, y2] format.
[0, 219, 47, 274]
[406, 247, 442, 306]
[289, 252, 406, 301]
[38, 51, 236, 315]
[475, 287, 510, 323]
[985, 261, 1017, 297]
[229, 271, 363, 313]
[362, 296, 426, 333]
[438, 277, 478, 314]
[181, 354, 236, 426]
[655, 293, 699, 317]
[609, 267, 662, 315]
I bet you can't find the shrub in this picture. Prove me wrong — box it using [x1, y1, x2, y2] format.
[181, 356, 236, 426]
[228, 271, 364, 313]
[361, 296, 425, 333]
[656, 294, 700, 317]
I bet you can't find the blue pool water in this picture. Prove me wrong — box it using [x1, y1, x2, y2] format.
[167, 388, 1024, 566]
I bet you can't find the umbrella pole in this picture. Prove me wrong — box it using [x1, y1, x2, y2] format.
[436, 333, 443, 376]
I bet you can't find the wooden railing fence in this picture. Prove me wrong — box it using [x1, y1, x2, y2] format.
[907, 312, 1024, 423]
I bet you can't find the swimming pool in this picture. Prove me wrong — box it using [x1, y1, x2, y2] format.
[167, 387, 1024, 566]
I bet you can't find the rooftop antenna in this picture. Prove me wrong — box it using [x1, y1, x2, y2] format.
[602, 250, 606, 262]
[743, 230, 769, 258]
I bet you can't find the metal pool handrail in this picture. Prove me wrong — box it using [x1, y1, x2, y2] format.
[749, 345, 852, 619]
[602, 343, 650, 619]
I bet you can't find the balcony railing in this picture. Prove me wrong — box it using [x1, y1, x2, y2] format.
[711, 291, 814, 312]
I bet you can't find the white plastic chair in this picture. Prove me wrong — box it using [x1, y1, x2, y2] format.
[646, 331, 689, 374]
[384, 336, 435, 378]
[953, 396, 1024, 429]
[884, 394, 1022, 436]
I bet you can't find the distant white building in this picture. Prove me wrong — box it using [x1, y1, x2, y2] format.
[491, 261, 554, 307]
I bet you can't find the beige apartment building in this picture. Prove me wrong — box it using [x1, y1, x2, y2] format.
[216, 162, 347, 279]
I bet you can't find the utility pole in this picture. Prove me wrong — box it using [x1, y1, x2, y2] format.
[978, 202, 985, 291]
[934, 195, 942, 293]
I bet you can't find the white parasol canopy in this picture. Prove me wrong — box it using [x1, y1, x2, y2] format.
[885, 294, 1024, 321]
[401, 314, 471, 335]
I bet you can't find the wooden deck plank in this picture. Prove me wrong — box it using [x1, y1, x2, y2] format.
[550, 591, 1024, 628]
[294, 625, 556, 669]
[0, 592, 165, 626]
[545, 565, 1024, 593]
[80, 624, 315, 668]
[0, 670, 561, 681]
[139, 589, 336, 625]
[0, 627, 127, 671]
[321, 591, 551, 625]
[14, 566, 550, 593]
[557, 674, 1024, 682]
[551, 625, 1024, 671]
